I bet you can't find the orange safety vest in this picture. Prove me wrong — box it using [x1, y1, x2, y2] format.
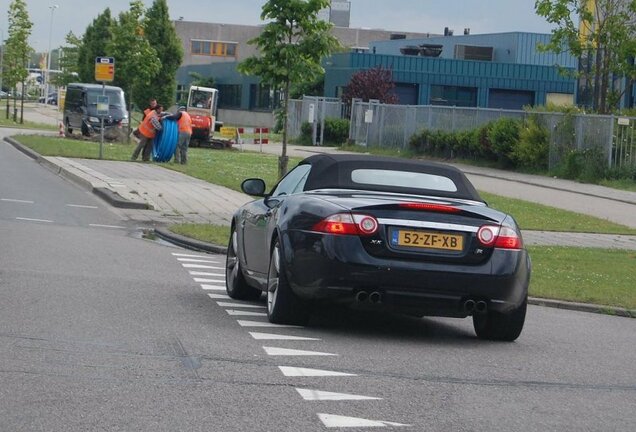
[177, 111, 192, 134]
[138, 110, 158, 139]
[143, 108, 152, 117]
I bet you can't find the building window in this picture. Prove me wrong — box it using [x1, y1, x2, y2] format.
[249, 84, 281, 111]
[218, 84, 242, 109]
[191, 39, 238, 58]
[430, 85, 477, 107]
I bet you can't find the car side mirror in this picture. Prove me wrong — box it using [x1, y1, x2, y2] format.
[241, 178, 267, 197]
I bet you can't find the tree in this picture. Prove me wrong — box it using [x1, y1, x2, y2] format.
[108, 1, 161, 123]
[54, 32, 82, 87]
[77, 8, 113, 83]
[238, 0, 340, 178]
[535, 0, 636, 113]
[188, 71, 215, 88]
[341, 66, 399, 107]
[4, 0, 33, 122]
[138, 0, 183, 108]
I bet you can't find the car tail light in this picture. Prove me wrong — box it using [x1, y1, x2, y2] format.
[312, 213, 379, 236]
[399, 202, 460, 213]
[477, 225, 523, 249]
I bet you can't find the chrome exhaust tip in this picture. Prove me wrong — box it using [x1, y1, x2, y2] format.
[464, 299, 476, 313]
[355, 291, 369, 302]
[369, 292, 381, 304]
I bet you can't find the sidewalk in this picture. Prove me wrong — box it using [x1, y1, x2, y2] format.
[5, 134, 636, 251]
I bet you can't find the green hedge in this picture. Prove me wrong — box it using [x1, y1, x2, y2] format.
[295, 117, 350, 146]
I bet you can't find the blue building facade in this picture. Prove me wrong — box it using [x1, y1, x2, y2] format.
[324, 32, 578, 110]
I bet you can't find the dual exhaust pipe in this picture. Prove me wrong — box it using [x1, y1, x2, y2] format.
[355, 290, 382, 304]
[464, 299, 487, 314]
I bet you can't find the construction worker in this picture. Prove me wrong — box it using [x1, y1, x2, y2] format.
[143, 98, 157, 119]
[131, 104, 163, 162]
[165, 106, 192, 164]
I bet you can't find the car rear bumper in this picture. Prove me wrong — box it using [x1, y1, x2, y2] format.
[283, 230, 530, 317]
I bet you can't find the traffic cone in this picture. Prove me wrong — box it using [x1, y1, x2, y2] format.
[58, 122, 65, 137]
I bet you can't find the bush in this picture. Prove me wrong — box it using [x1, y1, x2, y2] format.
[488, 118, 521, 166]
[472, 122, 496, 160]
[557, 147, 608, 183]
[513, 115, 549, 169]
[295, 117, 350, 146]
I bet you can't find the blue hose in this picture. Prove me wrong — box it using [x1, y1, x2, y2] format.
[153, 118, 178, 162]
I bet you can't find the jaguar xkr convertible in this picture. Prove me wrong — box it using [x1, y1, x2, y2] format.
[225, 154, 530, 341]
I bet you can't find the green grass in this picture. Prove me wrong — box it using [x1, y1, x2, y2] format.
[170, 223, 231, 246]
[0, 114, 58, 130]
[601, 178, 636, 192]
[481, 191, 636, 234]
[528, 246, 636, 310]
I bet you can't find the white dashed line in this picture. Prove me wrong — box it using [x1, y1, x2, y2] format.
[278, 367, 356, 377]
[317, 414, 410, 428]
[190, 271, 224, 276]
[226, 310, 267, 317]
[249, 332, 320, 341]
[178, 258, 221, 264]
[200, 284, 226, 291]
[263, 347, 337, 356]
[207, 293, 231, 300]
[194, 277, 225, 283]
[297, 389, 381, 401]
[182, 264, 222, 269]
[16, 217, 53, 223]
[67, 204, 99, 209]
[236, 320, 302, 328]
[217, 302, 265, 309]
[89, 224, 125, 229]
[1, 198, 34, 203]
[172, 253, 209, 258]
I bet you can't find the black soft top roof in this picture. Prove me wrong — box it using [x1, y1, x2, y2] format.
[299, 154, 482, 202]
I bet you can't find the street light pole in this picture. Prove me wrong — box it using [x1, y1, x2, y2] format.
[44, 4, 59, 101]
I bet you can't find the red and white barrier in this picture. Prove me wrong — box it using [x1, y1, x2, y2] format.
[237, 127, 269, 135]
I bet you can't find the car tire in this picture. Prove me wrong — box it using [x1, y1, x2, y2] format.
[225, 228, 261, 300]
[81, 122, 91, 137]
[473, 296, 527, 342]
[65, 120, 73, 136]
[267, 239, 308, 325]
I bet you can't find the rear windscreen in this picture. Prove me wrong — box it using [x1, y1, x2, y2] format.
[351, 169, 458, 193]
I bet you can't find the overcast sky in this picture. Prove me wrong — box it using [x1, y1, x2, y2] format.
[1, 0, 554, 53]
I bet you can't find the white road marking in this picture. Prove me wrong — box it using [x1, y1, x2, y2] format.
[182, 264, 222, 269]
[236, 320, 302, 328]
[89, 224, 125, 229]
[318, 414, 410, 428]
[194, 277, 225, 283]
[200, 284, 226, 291]
[1, 198, 34, 204]
[263, 347, 337, 356]
[278, 367, 356, 377]
[217, 302, 265, 309]
[16, 217, 53, 223]
[226, 310, 267, 317]
[297, 389, 381, 401]
[190, 271, 224, 276]
[207, 293, 231, 300]
[67, 204, 99, 209]
[249, 332, 320, 341]
[178, 258, 221, 264]
[172, 253, 209, 258]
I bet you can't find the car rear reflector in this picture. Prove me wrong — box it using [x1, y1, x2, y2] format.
[477, 225, 523, 249]
[398, 202, 460, 213]
[312, 213, 379, 236]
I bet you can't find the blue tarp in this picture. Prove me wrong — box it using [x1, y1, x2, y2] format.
[153, 118, 178, 162]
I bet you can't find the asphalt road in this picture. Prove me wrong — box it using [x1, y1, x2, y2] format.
[1, 137, 635, 431]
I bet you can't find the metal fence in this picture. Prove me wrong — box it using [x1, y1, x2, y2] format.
[287, 96, 345, 145]
[347, 101, 636, 170]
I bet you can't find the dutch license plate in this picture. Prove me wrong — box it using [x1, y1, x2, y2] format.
[393, 229, 464, 251]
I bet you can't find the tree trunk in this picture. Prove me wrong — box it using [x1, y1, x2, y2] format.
[279, 79, 290, 179]
[20, 81, 25, 124]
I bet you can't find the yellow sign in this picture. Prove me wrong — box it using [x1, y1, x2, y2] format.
[58, 88, 66, 111]
[95, 57, 115, 82]
[220, 127, 237, 138]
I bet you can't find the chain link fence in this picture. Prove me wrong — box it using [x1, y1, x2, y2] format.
[347, 100, 636, 170]
[286, 96, 344, 145]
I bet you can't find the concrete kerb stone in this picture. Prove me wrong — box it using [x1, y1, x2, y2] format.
[154, 227, 227, 255]
[5, 136, 150, 210]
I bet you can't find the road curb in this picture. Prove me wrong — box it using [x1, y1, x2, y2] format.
[154, 225, 634, 319]
[154, 227, 228, 255]
[4, 136, 150, 210]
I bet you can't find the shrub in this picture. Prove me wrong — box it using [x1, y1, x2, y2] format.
[488, 118, 521, 166]
[295, 118, 350, 146]
[513, 115, 549, 169]
[557, 147, 608, 183]
[472, 122, 496, 160]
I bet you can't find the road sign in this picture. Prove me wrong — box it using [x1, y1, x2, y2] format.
[95, 57, 115, 82]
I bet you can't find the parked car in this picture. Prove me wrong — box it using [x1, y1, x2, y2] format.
[63, 83, 128, 136]
[226, 154, 531, 341]
[38, 92, 57, 105]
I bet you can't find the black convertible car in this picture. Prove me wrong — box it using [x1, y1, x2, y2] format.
[226, 154, 530, 341]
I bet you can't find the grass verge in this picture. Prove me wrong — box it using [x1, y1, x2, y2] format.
[169, 223, 230, 246]
[528, 246, 636, 310]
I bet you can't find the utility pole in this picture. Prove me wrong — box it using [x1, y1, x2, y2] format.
[44, 4, 59, 100]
